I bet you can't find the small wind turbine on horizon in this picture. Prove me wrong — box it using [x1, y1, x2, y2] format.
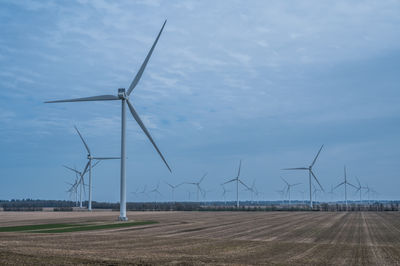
[283, 145, 325, 208]
[333, 166, 357, 209]
[280, 177, 301, 206]
[45, 20, 172, 221]
[149, 182, 162, 203]
[165, 181, 182, 202]
[222, 160, 251, 208]
[312, 185, 322, 203]
[221, 185, 231, 205]
[354, 177, 364, 203]
[185, 173, 207, 201]
[276, 188, 286, 204]
[73, 126, 119, 211]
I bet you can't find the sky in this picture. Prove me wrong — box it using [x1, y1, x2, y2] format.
[0, 0, 399, 203]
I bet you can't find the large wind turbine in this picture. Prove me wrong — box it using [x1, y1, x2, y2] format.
[185, 173, 207, 201]
[280, 177, 301, 206]
[74, 126, 119, 211]
[333, 166, 357, 209]
[283, 145, 325, 208]
[45, 20, 171, 221]
[222, 160, 251, 208]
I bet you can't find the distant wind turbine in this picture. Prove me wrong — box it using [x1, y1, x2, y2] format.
[221, 185, 231, 205]
[354, 177, 364, 203]
[185, 173, 207, 201]
[63, 165, 86, 208]
[333, 166, 357, 209]
[280, 177, 301, 206]
[222, 160, 251, 208]
[165, 181, 182, 202]
[73, 126, 119, 211]
[149, 182, 162, 202]
[283, 145, 325, 208]
[45, 20, 172, 221]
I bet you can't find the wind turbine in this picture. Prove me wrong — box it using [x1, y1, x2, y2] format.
[165, 181, 182, 202]
[354, 177, 363, 203]
[66, 173, 80, 206]
[280, 177, 301, 206]
[276, 188, 286, 204]
[222, 160, 251, 208]
[63, 165, 87, 208]
[221, 185, 231, 205]
[45, 20, 172, 221]
[283, 145, 325, 208]
[73, 126, 119, 211]
[312, 185, 322, 203]
[333, 166, 357, 209]
[326, 185, 335, 202]
[149, 182, 162, 203]
[185, 173, 207, 201]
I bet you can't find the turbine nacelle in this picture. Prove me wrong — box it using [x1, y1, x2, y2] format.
[118, 88, 127, 99]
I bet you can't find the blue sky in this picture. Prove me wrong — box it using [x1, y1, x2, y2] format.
[0, 0, 399, 202]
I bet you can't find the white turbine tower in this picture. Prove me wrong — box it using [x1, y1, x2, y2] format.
[222, 160, 251, 208]
[333, 166, 357, 209]
[74, 126, 119, 211]
[185, 173, 207, 201]
[283, 145, 325, 208]
[45, 20, 171, 221]
[280, 177, 301, 206]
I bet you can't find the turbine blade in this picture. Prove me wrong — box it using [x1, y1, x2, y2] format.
[199, 173, 207, 183]
[45, 95, 119, 103]
[239, 179, 251, 190]
[238, 160, 242, 177]
[74, 126, 91, 155]
[356, 177, 361, 187]
[92, 160, 101, 168]
[81, 161, 91, 177]
[63, 165, 80, 175]
[127, 20, 167, 96]
[280, 176, 289, 186]
[126, 99, 171, 172]
[311, 144, 324, 168]
[347, 182, 358, 189]
[282, 167, 308, 170]
[333, 181, 345, 190]
[222, 178, 236, 185]
[310, 170, 324, 191]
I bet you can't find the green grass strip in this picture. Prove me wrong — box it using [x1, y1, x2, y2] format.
[35, 220, 158, 233]
[0, 223, 84, 232]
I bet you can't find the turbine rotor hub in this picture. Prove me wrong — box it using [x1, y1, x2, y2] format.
[118, 88, 127, 99]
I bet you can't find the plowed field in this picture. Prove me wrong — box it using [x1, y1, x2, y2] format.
[1, 211, 399, 265]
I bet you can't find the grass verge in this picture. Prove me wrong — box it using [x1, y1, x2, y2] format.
[0, 223, 84, 232]
[35, 221, 158, 233]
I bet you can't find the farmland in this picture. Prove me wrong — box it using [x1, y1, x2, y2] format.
[0, 211, 400, 265]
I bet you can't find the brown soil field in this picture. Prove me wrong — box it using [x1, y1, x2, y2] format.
[1, 211, 400, 265]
